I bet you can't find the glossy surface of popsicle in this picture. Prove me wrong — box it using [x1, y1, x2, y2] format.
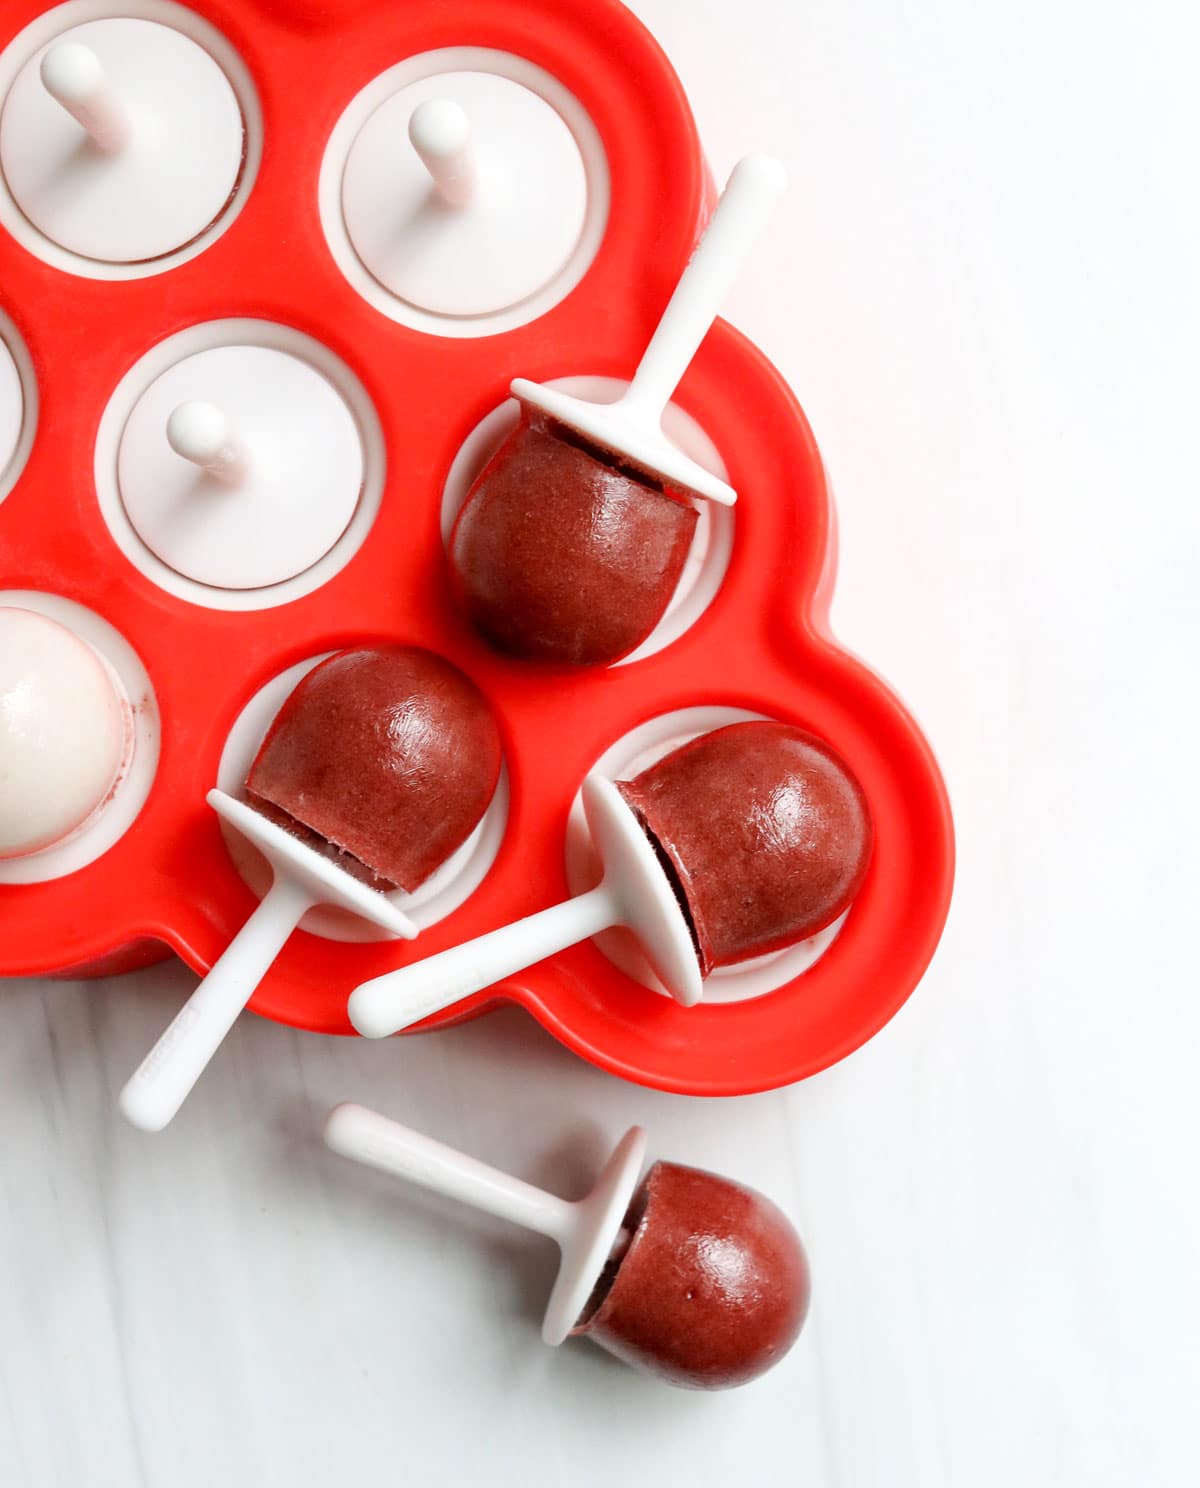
[619, 720, 873, 972]
[247, 644, 502, 890]
[577, 1159, 810, 1389]
[449, 410, 699, 666]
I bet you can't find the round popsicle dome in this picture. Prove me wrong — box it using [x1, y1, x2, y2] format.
[0, 608, 129, 859]
[245, 645, 503, 894]
[618, 721, 873, 974]
[575, 1161, 810, 1389]
[116, 345, 364, 590]
[0, 17, 243, 264]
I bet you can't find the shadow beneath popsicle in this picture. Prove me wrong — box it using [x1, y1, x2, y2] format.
[286, 1083, 618, 1345]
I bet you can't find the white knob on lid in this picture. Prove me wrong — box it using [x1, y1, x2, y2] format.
[39, 41, 130, 154]
[166, 401, 248, 486]
[408, 98, 475, 207]
[0, 18, 243, 264]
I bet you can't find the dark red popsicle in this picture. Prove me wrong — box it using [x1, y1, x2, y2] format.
[576, 1160, 810, 1389]
[618, 720, 872, 973]
[449, 407, 699, 667]
[246, 645, 501, 891]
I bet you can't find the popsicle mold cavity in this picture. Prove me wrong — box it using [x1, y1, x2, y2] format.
[0, 607, 129, 858]
[618, 721, 873, 974]
[576, 1160, 810, 1390]
[320, 48, 609, 336]
[450, 407, 700, 667]
[246, 645, 502, 892]
[0, 12, 250, 273]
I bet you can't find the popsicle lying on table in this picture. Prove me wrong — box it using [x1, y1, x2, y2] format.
[325, 1103, 810, 1390]
[120, 645, 501, 1131]
[449, 155, 786, 668]
[348, 719, 872, 1038]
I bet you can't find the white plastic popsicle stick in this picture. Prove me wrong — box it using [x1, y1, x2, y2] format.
[348, 775, 701, 1040]
[166, 401, 249, 486]
[324, 1104, 647, 1344]
[120, 790, 416, 1132]
[408, 99, 476, 208]
[511, 153, 787, 506]
[39, 42, 130, 154]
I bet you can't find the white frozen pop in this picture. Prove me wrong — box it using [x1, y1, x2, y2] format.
[324, 1102, 646, 1346]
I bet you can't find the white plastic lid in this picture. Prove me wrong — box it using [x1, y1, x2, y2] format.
[117, 344, 364, 591]
[341, 69, 587, 318]
[0, 17, 243, 263]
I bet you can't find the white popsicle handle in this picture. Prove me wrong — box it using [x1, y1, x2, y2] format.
[324, 1103, 573, 1242]
[119, 877, 313, 1131]
[40, 42, 130, 154]
[349, 883, 619, 1039]
[621, 154, 787, 420]
[166, 401, 249, 486]
[408, 99, 475, 208]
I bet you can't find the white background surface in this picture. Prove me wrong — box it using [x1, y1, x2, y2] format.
[3, 0, 1199, 1483]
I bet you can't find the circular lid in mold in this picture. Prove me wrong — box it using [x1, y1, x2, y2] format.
[341, 70, 587, 318]
[321, 47, 610, 336]
[117, 345, 364, 590]
[0, 16, 243, 264]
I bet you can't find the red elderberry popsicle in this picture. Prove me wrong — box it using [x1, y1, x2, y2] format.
[326, 1105, 811, 1391]
[448, 157, 786, 668]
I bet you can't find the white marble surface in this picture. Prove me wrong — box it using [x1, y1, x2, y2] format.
[3, 0, 1199, 1483]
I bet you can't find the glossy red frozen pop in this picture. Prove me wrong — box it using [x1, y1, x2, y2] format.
[577, 1159, 810, 1389]
[245, 645, 503, 891]
[349, 719, 872, 1038]
[448, 156, 786, 668]
[618, 720, 871, 974]
[121, 645, 501, 1132]
[325, 1104, 810, 1390]
[450, 410, 698, 666]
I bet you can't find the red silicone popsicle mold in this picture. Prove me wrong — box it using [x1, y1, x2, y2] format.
[0, 0, 954, 1094]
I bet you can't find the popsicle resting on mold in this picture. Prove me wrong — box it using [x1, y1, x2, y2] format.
[324, 1103, 810, 1389]
[119, 645, 501, 1132]
[448, 154, 787, 668]
[0, 608, 130, 859]
[348, 719, 872, 1039]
